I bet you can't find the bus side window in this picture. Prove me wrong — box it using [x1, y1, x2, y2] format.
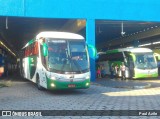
[34, 42, 39, 56]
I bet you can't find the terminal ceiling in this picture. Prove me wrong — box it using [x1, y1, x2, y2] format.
[1, 16, 160, 56]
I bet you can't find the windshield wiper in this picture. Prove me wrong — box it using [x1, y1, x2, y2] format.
[72, 59, 82, 73]
[59, 58, 65, 72]
[60, 49, 69, 72]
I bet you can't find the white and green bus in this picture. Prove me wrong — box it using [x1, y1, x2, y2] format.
[20, 31, 91, 90]
[98, 48, 158, 79]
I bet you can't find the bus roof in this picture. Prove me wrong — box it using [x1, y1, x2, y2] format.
[22, 31, 84, 49]
[105, 48, 153, 54]
[36, 31, 84, 40]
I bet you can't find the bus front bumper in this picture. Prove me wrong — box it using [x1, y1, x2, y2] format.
[47, 78, 90, 90]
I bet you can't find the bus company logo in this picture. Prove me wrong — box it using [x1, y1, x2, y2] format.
[2, 111, 12, 116]
[69, 75, 74, 78]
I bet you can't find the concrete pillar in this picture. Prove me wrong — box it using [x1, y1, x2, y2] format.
[86, 19, 96, 82]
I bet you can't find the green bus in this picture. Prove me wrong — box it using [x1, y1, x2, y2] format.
[98, 48, 158, 79]
[20, 31, 91, 90]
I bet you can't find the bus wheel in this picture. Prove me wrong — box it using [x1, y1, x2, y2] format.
[36, 74, 43, 90]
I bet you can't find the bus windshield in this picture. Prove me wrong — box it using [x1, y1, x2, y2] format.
[47, 39, 89, 73]
[134, 53, 157, 69]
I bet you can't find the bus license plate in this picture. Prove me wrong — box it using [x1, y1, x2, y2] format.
[68, 84, 76, 88]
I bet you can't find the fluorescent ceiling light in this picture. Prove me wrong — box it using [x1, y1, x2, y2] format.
[139, 43, 151, 47]
[153, 41, 160, 44]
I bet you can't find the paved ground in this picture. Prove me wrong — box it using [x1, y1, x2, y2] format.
[1, 77, 160, 119]
[95, 77, 160, 89]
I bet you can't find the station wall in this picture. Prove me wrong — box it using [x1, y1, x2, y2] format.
[0, 0, 160, 22]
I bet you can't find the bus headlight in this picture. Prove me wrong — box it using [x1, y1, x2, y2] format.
[51, 83, 55, 87]
[46, 73, 58, 80]
[50, 76, 56, 80]
[86, 82, 90, 86]
[85, 75, 90, 80]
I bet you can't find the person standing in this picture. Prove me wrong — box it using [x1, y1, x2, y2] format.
[115, 64, 119, 79]
[97, 67, 101, 79]
[110, 63, 114, 79]
[100, 65, 104, 78]
[120, 62, 126, 80]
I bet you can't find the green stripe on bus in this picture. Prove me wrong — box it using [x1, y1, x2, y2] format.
[134, 72, 158, 78]
[28, 39, 34, 45]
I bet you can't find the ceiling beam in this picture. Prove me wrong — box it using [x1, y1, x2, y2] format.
[98, 26, 160, 49]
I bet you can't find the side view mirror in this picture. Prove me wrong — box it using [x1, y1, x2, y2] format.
[129, 53, 136, 62]
[43, 43, 48, 57]
[87, 44, 98, 59]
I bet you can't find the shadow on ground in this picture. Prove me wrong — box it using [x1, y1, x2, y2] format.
[94, 77, 160, 89]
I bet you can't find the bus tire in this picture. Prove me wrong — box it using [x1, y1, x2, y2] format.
[36, 74, 43, 90]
